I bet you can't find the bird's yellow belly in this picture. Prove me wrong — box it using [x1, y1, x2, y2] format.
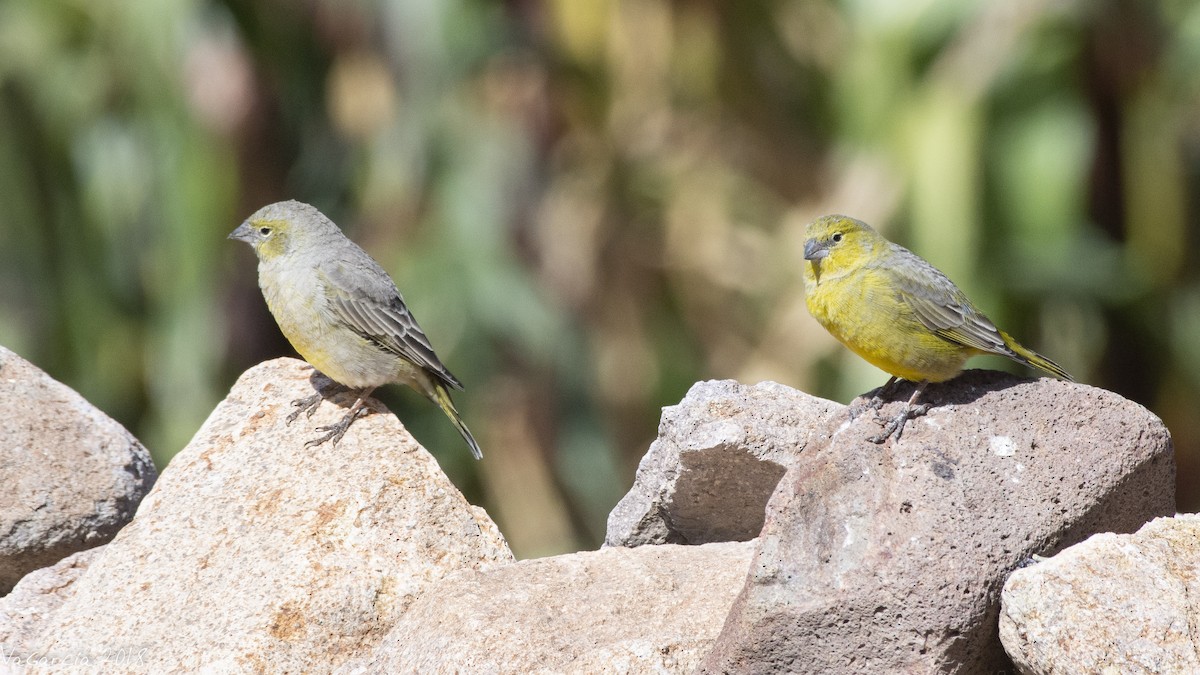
[806, 273, 971, 383]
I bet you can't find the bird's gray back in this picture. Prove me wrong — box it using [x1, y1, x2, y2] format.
[317, 245, 464, 391]
[880, 243, 1008, 354]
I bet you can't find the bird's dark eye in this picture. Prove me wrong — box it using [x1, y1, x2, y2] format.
[259, 227, 272, 236]
[831, 232, 843, 243]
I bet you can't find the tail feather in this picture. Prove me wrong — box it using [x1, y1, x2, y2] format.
[432, 381, 483, 460]
[999, 331, 1074, 382]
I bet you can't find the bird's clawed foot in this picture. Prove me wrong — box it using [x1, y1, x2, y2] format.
[869, 402, 930, 444]
[866, 379, 930, 444]
[304, 405, 370, 447]
[286, 393, 325, 425]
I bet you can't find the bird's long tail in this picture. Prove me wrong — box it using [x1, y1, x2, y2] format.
[431, 381, 483, 460]
[999, 331, 1074, 382]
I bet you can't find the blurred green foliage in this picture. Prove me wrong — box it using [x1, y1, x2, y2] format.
[2, 0, 1198, 557]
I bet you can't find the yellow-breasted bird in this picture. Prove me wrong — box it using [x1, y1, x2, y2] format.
[802, 215, 1072, 442]
[229, 200, 482, 459]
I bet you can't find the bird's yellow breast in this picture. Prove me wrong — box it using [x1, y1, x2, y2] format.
[258, 259, 416, 389]
[804, 263, 973, 383]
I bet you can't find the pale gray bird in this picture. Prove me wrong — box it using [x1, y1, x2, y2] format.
[229, 200, 482, 459]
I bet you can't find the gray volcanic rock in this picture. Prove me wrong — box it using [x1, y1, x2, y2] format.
[605, 380, 842, 547]
[702, 371, 1175, 674]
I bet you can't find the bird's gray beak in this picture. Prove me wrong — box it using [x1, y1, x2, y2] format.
[228, 222, 255, 243]
[803, 239, 829, 261]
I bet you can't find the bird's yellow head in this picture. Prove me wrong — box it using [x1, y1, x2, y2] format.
[802, 215, 887, 284]
[228, 217, 293, 260]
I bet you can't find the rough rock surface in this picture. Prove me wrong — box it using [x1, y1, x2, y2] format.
[1000, 514, 1200, 674]
[702, 371, 1176, 674]
[342, 540, 756, 673]
[606, 380, 842, 548]
[26, 358, 512, 674]
[0, 346, 157, 595]
[0, 547, 100, 661]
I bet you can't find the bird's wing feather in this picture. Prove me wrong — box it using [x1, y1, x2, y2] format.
[882, 246, 1009, 355]
[318, 255, 464, 390]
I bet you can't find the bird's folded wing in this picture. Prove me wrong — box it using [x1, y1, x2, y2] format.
[887, 249, 1008, 355]
[319, 259, 464, 390]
